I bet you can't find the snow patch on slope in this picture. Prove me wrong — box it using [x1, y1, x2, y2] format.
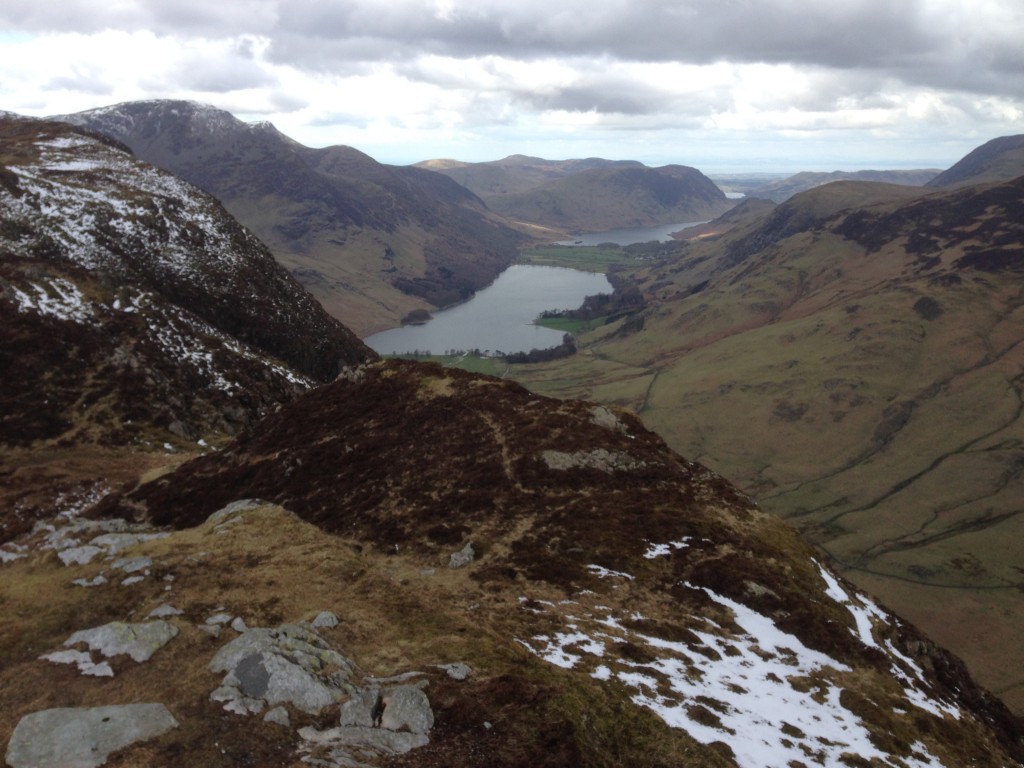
[518, 581, 955, 768]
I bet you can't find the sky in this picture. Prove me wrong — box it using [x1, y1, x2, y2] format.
[1, 0, 1022, 172]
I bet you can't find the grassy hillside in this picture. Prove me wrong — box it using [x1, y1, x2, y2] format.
[508, 175, 1024, 714]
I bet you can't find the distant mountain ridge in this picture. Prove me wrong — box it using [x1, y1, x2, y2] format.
[55, 100, 525, 335]
[731, 169, 941, 203]
[482, 163, 734, 233]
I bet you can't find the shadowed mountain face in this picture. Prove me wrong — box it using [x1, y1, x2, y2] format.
[0, 115, 374, 448]
[510, 170, 1024, 714]
[56, 101, 525, 335]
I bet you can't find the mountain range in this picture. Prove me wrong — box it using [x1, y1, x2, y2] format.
[56, 101, 525, 336]
[2, 111, 1023, 766]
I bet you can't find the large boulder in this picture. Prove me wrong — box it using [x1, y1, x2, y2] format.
[5, 704, 178, 768]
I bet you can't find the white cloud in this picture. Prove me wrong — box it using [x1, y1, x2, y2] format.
[0, 0, 1021, 170]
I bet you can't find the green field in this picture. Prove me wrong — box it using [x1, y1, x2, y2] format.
[384, 352, 509, 377]
[520, 245, 643, 273]
[534, 315, 606, 334]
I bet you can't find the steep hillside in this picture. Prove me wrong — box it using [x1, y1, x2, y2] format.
[0, 115, 373, 450]
[732, 169, 940, 203]
[416, 154, 644, 200]
[1, 360, 1019, 767]
[927, 135, 1024, 188]
[510, 173, 1024, 714]
[484, 164, 734, 233]
[56, 101, 525, 335]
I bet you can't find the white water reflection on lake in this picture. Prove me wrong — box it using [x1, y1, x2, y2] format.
[364, 265, 612, 356]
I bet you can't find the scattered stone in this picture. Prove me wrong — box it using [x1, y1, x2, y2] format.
[121, 575, 145, 586]
[72, 574, 108, 587]
[231, 616, 248, 632]
[209, 624, 356, 715]
[148, 603, 184, 618]
[198, 624, 222, 639]
[449, 541, 475, 569]
[59, 545, 104, 566]
[90, 531, 168, 554]
[65, 621, 179, 663]
[39, 649, 114, 677]
[206, 498, 265, 526]
[436, 662, 472, 681]
[300, 725, 428, 763]
[540, 448, 644, 473]
[0, 548, 26, 564]
[310, 611, 339, 629]
[6, 704, 178, 768]
[264, 706, 291, 727]
[206, 612, 233, 625]
[590, 404, 627, 433]
[112, 556, 152, 574]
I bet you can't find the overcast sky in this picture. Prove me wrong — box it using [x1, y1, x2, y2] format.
[2, 0, 1021, 172]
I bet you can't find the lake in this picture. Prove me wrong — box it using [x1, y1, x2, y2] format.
[553, 219, 707, 246]
[364, 265, 612, 356]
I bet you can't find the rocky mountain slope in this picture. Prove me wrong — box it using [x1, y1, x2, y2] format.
[927, 134, 1024, 188]
[474, 163, 734, 233]
[0, 115, 373, 452]
[3, 360, 1023, 767]
[55, 101, 525, 335]
[510, 166, 1024, 715]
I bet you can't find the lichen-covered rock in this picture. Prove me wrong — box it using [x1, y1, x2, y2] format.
[209, 623, 356, 715]
[5, 704, 178, 768]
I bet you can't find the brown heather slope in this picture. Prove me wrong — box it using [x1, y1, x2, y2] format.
[56, 101, 525, 335]
[509, 174, 1024, 714]
[60, 358, 1020, 767]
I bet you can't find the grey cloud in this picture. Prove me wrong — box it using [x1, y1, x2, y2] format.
[168, 54, 275, 93]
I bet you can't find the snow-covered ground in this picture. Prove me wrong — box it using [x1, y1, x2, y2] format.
[518, 556, 960, 768]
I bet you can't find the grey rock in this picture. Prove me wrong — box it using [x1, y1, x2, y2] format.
[39, 649, 114, 678]
[230, 616, 248, 632]
[380, 685, 434, 734]
[210, 624, 356, 715]
[311, 611, 339, 629]
[59, 545, 104, 566]
[541, 448, 644, 473]
[264, 706, 291, 727]
[5, 703, 177, 768]
[206, 612, 233, 625]
[121, 575, 145, 586]
[72, 574, 108, 587]
[111, 556, 152, 574]
[90, 532, 168, 554]
[437, 662, 473, 681]
[148, 603, 183, 618]
[449, 542, 475, 569]
[198, 624, 222, 639]
[206, 499, 264, 526]
[65, 621, 179, 662]
[300, 725, 428, 757]
[339, 687, 381, 727]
